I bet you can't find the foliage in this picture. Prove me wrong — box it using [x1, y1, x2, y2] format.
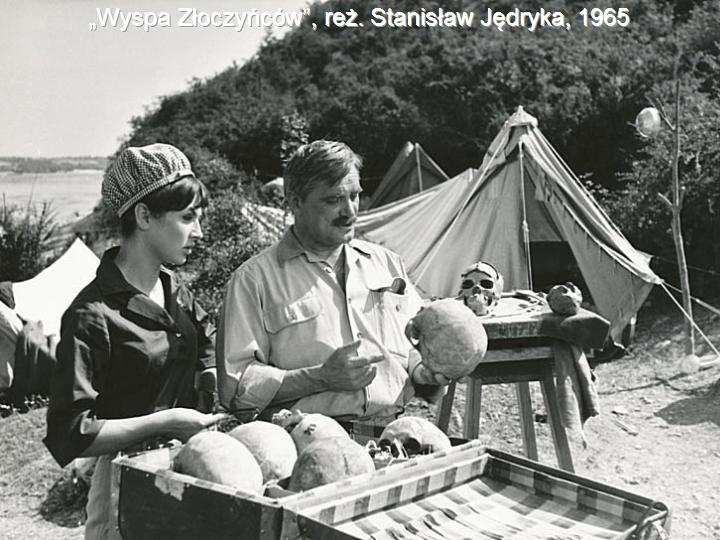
[177, 149, 281, 319]
[184, 146, 248, 190]
[600, 2, 720, 293]
[0, 201, 58, 281]
[181, 185, 278, 319]
[125, 0, 694, 191]
[280, 111, 310, 166]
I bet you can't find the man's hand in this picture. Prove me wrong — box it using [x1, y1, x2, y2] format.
[412, 363, 452, 386]
[319, 340, 383, 391]
[156, 408, 230, 441]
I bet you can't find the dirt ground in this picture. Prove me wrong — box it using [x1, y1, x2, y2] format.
[1, 306, 719, 539]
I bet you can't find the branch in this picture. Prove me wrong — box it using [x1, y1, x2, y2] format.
[657, 192, 673, 211]
[647, 95, 676, 131]
[679, 185, 685, 209]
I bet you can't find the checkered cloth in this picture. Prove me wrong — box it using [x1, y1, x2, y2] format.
[103, 143, 195, 217]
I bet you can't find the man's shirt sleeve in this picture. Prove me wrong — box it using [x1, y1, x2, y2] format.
[216, 268, 286, 413]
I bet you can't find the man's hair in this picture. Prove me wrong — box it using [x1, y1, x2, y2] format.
[119, 175, 208, 237]
[284, 140, 363, 203]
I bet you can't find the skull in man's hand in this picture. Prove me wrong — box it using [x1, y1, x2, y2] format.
[458, 261, 504, 316]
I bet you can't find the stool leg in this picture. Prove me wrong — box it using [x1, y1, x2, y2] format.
[436, 380, 456, 434]
[515, 382, 538, 461]
[541, 374, 575, 472]
[464, 379, 482, 439]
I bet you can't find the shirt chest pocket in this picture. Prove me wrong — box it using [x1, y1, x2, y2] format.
[263, 294, 323, 334]
[369, 286, 416, 356]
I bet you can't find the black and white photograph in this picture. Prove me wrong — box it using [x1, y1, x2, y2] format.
[1, 0, 719, 538]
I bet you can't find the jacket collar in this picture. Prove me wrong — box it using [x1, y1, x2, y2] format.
[96, 247, 179, 330]
[276, 227, 372, 264]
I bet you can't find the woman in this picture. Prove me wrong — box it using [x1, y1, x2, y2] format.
[44, 143, 227, 539]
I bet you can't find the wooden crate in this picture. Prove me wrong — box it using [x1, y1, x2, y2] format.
[112, 431, 667, 539]
[111, 443, 289, 539]
[110, 425, 467, 538]
[281, 441, 670, 540]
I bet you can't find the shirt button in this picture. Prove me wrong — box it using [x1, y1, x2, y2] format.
[357, 332, 363, 339]
[395, 304, 402, 311]
[289, 312, 297, 321]
[175, 332, 182, 338]
[323, 266, 332, 273]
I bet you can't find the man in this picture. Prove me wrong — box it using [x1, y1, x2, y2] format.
[217, 140, 448, 421]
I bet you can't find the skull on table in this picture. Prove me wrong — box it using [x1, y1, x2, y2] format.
[546, 282, 583, 315]
[458, 261, 504, 316]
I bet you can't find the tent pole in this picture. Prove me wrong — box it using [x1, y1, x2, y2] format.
[414, 143, 423, 192]
[518, 141, 534, 290]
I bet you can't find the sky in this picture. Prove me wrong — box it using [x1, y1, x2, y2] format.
[0, 0, 309, 157]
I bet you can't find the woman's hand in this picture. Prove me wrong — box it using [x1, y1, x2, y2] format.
[79, 409, 232, 458]
[157, 408, 231, 441]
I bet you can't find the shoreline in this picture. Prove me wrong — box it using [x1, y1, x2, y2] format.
[0, 169, 104, 176]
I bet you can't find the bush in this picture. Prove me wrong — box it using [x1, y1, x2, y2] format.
[0, 202, 58, 281]
[597, 6, 720, 296]
[182, 184, 280, 319]
[184, 146, 248, 191]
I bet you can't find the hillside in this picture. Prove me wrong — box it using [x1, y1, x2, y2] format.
[119, 0, 720, 296]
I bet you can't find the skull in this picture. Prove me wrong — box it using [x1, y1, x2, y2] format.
[546, 282, 583, 316]
[458, 261, 504, 316]
[378, 416, 451, 456]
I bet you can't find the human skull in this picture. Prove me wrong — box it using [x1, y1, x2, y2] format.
[405, 299, 488, 379]
[546, 282, 583, 315]
[458, 261, 504, 316]
[379, 416, 451, 456]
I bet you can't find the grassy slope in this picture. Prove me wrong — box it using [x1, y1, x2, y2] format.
[0, 409, 84, 539]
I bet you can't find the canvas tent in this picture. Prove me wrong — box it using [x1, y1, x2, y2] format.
[356, 107, 661, 341]
[1, 238, 100, 392]
[368, 142, 449, 209]
[12, 237, 100, 337]
[0, 299, 23, 390]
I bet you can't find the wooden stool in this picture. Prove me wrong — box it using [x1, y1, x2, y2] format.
[436, 337, 575, 472]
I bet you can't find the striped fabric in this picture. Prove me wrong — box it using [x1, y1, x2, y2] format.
[103, 143, 195, 216]
[291, 443, 669, 540]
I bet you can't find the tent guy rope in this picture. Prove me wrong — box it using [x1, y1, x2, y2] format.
[660, 281, 720, 369]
